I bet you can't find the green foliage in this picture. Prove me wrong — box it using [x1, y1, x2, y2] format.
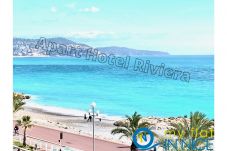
[14, 141, 23, 147]
[111, 112, 156, 151]
[13, 92, 27, 113]
[17, 115, 33, 128]
[17, 115, 33, 146]
[111, 112, 156, 140]
[13, 141, 34, 151]
[169, 111, 214, 140]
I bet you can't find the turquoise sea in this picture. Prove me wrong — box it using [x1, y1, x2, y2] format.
[13, 56, 214, 118]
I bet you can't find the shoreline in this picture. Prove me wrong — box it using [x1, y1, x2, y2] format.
[13, 94, 214, 147]
[24, 101, 124, 121]
[13, 101, 187, 145]
[14, 105, 131, 145]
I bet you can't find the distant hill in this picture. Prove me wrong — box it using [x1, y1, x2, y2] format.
[13, 37, 90, 56]
[13, 37, 170, 56]
[96, 46, 169, 56]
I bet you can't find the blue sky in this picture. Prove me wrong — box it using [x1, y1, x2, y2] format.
[14, 0, 213, 55]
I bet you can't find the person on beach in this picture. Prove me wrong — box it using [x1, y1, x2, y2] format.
[84, 114, 87, 120]
[87, 115, 92, 122]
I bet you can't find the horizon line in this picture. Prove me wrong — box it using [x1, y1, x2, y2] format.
[13, 36, 214, 56]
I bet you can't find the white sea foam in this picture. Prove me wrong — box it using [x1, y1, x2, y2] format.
[25, 96, 123, 121]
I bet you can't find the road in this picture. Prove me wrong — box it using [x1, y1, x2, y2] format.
[16, 125, 130, 151]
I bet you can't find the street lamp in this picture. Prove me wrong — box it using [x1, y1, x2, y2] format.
[90, 102, 97, 151]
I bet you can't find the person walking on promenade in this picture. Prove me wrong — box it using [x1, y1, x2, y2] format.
[14, 125, 19, 135]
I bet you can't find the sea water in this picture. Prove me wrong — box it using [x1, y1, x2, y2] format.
[13, 56, 214, 118]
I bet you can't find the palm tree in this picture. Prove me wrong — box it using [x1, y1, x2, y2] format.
[111, 112, 156, 151]
[17, 115, 33, 146]
[170, 111, 214, 140]
[13, 93, 30, 113]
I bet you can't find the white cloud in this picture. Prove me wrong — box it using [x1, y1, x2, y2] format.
[50, 6, 57, 13]
[80, 6, 100, 13]
[68, 31, 114, 39]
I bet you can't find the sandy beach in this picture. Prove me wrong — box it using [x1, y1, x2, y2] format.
[13, 102, 186, 147]
[14, 104, 132, 145]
